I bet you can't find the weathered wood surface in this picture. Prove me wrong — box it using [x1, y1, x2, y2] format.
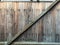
[0, 2, 60, 44]
[1, 0, 55, 1]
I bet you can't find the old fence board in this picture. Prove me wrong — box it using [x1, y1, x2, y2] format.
[0, 2, 60, 44]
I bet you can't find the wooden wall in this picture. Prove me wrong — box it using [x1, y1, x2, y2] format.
[0, 2, 60, 42]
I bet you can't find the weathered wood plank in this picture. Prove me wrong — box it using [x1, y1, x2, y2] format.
[7, 0, 60, 45]
[0, 1, 60, 45]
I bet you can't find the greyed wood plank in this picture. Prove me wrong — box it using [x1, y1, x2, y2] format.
[43, 11, 55, 42]
[7, 0, 60, 45]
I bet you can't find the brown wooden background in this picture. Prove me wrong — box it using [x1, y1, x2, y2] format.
[0, 2, 60, 42]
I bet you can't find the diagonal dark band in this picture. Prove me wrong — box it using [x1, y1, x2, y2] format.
[7, 0, 60, 45]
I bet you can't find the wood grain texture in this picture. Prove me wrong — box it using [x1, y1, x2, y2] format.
[0, 2, 60, 43]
